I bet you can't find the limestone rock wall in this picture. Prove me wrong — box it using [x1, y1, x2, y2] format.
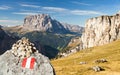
[81, 14, 120, 49]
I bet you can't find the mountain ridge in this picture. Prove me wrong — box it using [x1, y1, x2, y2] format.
[22, 14, 84, 34]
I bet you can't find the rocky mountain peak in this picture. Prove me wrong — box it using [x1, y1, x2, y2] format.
[23, 14, 53, 31]
[22, 14, 84, 34]
[0, 37, 55, 75]
[25, 14, 51, 21]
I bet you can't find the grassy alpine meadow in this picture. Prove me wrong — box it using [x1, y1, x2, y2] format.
[51, 40, 120, 75]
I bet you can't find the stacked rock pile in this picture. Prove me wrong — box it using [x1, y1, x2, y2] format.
[11, 37, 38, 58]
[0, 37, 55, 75]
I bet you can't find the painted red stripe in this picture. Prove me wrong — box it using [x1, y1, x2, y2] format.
[22, 58, 27, 68]
[30, 58, 35, 69]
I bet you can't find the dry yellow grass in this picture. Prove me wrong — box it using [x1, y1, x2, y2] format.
[51, 40, 120, 75]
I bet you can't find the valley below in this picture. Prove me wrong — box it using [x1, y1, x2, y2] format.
[0, 14, 84, 59]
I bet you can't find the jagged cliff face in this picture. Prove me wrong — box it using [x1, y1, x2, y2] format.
[23, 14, 69, 33]
[81, 14, 120, 49]
[23, 14, 52, 31]
[23, 14, 84, 34]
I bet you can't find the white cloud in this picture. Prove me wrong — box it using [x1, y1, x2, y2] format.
[0, 20, 23, 26]
[72, 1, 92, 6]
[71, 10, 104, 15]
[14, 7, 68, 15]
[14, 6, 105, 16]
[0, 5, 11, 10]
[42, 6, 104, 15]
[20, 4, 40, 8]
[0, 20, 21, 23]
[43, 7, 68, 12]
[13, 12, 39, 15]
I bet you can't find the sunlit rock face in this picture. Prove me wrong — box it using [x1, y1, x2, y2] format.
[23, 14, 84, 34]
[23, 14, 69, 34]
[81, 13, 120, 49]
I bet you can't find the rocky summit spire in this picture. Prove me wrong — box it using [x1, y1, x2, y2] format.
[0, 37, 55, 75]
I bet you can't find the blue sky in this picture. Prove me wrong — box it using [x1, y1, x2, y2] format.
[0, 0, 120, 26]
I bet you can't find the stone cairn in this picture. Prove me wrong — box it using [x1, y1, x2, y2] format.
[11, 37, 38, 58]
[0, 37, 55, 75]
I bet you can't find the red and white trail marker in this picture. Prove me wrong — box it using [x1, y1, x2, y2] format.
[22, 57, 36, 69]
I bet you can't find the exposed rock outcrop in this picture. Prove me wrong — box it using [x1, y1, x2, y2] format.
[81, 13, 120, 49]
[23, 14, 69, 34]
[91, 66, 104, 72]
[23, 14, 84, 34]
[0, 37, 55, 75]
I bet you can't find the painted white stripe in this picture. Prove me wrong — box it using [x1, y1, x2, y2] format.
[25, 57, 31, 68]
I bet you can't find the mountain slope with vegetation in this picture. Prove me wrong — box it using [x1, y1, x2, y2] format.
[21, 31, 73, 58]
[2, 27, 74, 58]
[51, 39, 120, 75]
[2, 14, 84, 58]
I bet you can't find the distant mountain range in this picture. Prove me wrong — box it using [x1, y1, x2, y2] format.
[1, 14, 84, 58]
[22, 14, 84, 34]
[62, 23, 84, 34]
